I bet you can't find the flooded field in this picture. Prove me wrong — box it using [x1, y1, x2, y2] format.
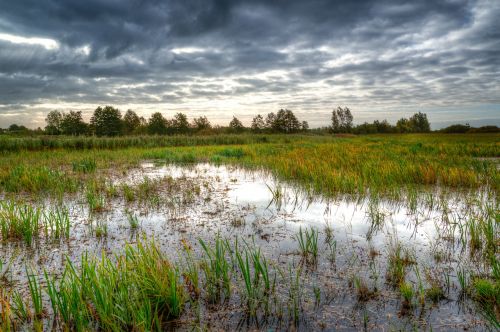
[1, 161, 498, 331]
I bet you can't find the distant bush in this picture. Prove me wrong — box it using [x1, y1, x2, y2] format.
[439, 124, 499, 134]
[439, 124, 471, 133]
[468, 126, 500, 133]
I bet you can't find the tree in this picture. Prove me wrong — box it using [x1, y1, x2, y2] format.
[8, 124, 29, 133]
[172, 113, 189, 134]
[45, 110, 62, 135]
[343, 107, 353, 132]
[148, 112, 168, 135]
[60, 111, 87, 136]
[273, 109, 300, 133]
[229, 116, 244, 133]
[265, 112, 276, 131]
[331, 110, 340, 133]
[284, 109, 301, 133]
[192, 116, 211, 132]
[90, 106, 122, 136]
[331, 107, 353, 133]
[396, 118, 412, 133]
[301, 121, 309, 131]
[251, 114, 265, 132]
[123, 110, 141, 134]
[409, 112, 430, 133]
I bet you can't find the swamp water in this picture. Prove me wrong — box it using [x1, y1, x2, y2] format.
[0, 162, 498, 331]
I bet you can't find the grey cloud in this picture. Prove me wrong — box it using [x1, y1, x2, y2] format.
[0, 0, 499, 128]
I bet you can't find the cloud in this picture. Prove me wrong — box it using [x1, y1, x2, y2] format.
[0, 0, 499, 128]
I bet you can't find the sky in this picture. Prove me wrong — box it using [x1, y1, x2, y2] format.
[0, 0, 499, 129]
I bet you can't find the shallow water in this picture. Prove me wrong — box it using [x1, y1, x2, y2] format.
[0, 162, 497, 331]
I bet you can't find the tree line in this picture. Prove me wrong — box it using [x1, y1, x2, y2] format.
[1, 106, 498, 136]
[41, 107, 309, 136]
[326, 107, 431, 134]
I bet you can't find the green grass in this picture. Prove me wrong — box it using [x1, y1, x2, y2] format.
[0, 133, 498, 329]
[399, 282, 414, 303]
[386, 240, 415, 287]
[72, 158, 96, 173]
[0, 201, 41, 245]
[199, 236, 232, 304]
[295, 227, 319, 263]
[0, 134, 497, 198]
[0, 201, 70, 245]
[126, 210, 140, 229]
[42, 238, 186, 331]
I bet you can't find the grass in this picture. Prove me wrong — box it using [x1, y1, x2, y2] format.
[295, 227, 319, 263]
[0, 133, 498, 329]
[386, 240, 415, 286]
[199, 236, 232, 304]
[353, 277, 377, 302]
[399, 282, 414, 304]
[42, 238, 186, 331]
[234, 240, 273, 316]
[2, 236, 312, 329]
[72, 158, 96, 173]
[44, 206, 70, 239]
[0, 201, 41, 245]
[0, 201, 71, 245]
[0, 134, 497, 198]
[126, 211, 140, 229]
[425, 284, 445, 303]
[86, 187, 106, 213]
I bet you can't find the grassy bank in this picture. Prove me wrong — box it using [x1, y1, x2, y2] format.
[0, 134, 498, 198]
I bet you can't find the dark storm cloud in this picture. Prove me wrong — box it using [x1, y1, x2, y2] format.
[0, 0, 499, 128]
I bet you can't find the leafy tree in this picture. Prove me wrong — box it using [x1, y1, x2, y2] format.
[60, 111, 87, 136]
[331, 110, 340, 132]
[301, 121, 309, 131]
[8, 124, 29, 133]
[251, 114, 265, 132]
[263, 109, 302, 133]
[90, 106, 122, 136]
[229, 116, 244, 133]
[396, 118, 413, 133]
[45, 110, 62, 135]
[172, 113, 190, 134]
[274, 109, 301, 133]
[373, 120, 395, 133]
[331, 107, 353, 133]
[409, 112, 430, 132]
[148, 112, 168, 135]
[192, 116, 211, 132]
[265, 112, 277, 131]
[343, 107, 353, 132]
[123, 110, 141, 134]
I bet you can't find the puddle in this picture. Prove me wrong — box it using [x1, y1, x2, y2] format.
[0, 162, 497, 330]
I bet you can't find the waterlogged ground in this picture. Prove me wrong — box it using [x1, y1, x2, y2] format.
[1, 162, 498, 331]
